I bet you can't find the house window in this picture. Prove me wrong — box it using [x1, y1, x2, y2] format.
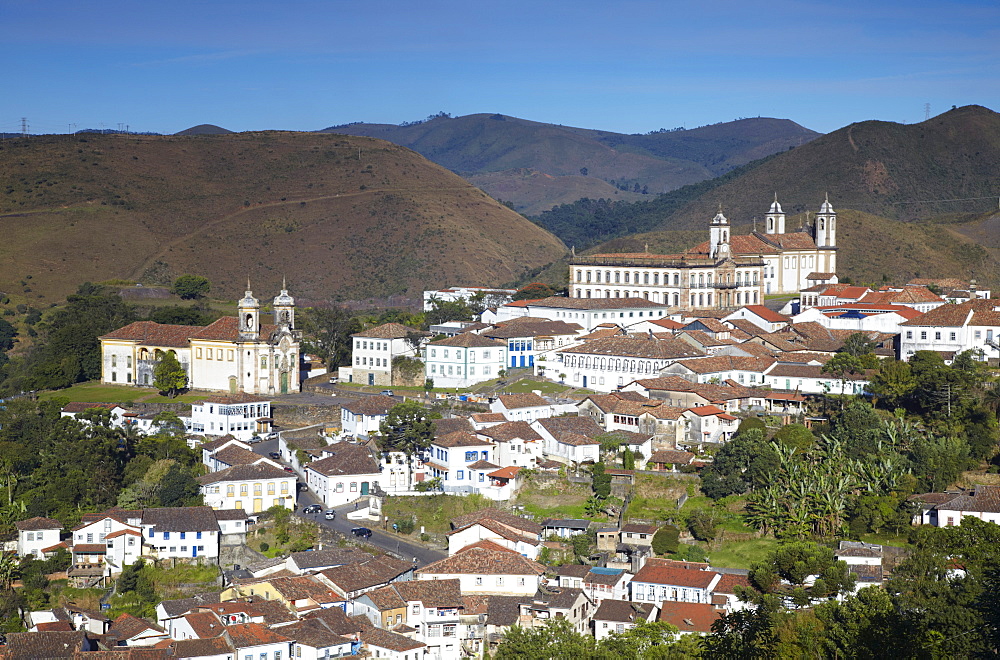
[935, 332, 941, 340]
[457, 470, 464, 480]
[906, 331, 912, 339]
[476, 577, 483, 585]
[465, 451, 477, 461]
[163, 532, 170, 540]
[496, 577, 504, 586]
[950, 332, 957, 341]
[920, 331, 927, 340]
[350, 482, 358, 491]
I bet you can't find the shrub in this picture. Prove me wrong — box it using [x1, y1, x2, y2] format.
[259, 542, 269, 552]
[652, 525, 680, 555]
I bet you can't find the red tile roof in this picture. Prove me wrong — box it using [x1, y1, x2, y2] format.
[632, 559, 718, 588]
[657, 601, 724, 633]
[418, 547, 546, 577]
[100, 321, 197, 347]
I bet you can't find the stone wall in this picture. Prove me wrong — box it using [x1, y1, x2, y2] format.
[273, 403, 342, 429]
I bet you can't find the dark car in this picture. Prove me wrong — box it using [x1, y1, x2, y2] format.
[351, 527, 372, 538]
[268, 451, 281, 460]
[296, 482, 308, 492]
[303, 504, 322, 514]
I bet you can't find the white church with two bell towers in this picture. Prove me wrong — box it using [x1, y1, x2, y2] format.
[567, 195, 839, 310]
[99, 282, 302, 395]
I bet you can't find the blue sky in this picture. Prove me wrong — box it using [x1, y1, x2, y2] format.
[2, 0, 997, 136]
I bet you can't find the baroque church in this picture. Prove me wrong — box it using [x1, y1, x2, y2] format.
[568, 195, 838, 311]
[99, 283, 302, 395]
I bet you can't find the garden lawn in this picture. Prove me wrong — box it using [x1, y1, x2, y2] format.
[502, 379, 571, 395]
[382, 494, 494, 536]
[708, 537, 779, 570]
[38, 381, 209, 404]
[515, 475, 600, 522]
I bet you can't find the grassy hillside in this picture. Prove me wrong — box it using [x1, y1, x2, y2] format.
[0, 131, 566, 304]
[321, 114, 819, 212]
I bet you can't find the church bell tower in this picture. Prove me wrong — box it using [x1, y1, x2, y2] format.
[710, 206, 731, 260]
[273, 278, 295, 330]
[238, 283, 260, 341]
[815, 193, 837, 248]
[765, 193, 785, 234]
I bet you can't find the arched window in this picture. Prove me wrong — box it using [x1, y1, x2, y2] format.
[673, 293, 679, 306]
[624, 272, 630, 283]
[698, 273, 704, 287]
[653, 273, 659, 285]
[707, 293, 713, 306]
[644, 273, 649, 284]
[615, 272, 621, 283]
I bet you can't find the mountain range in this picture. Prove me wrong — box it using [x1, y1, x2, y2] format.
[319, 114, 820, 215]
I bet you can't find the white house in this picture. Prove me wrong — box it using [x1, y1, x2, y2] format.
[630, 559, 722, 605]
[140, 507, 222, 562]
[556, 335, 706, 392]
[899, 298, 1000, 363]
[345, 323, 429, 387]
[224, 623, 293, 660]
[480, 317, 584, 371]
[69, 510, 144, 578]
[489, 392, 558, 422]
[913, 485, 1000, 527]
[476, 421, 545, 468]
[185, 395, 273, 441]
[424, 432, 496, 494]
[197, 463, 296, 513]
[424, 333, 506, 389]
[417, 547, 545, 596]
[722, 305, 791, 333]
[446, 509, 543, 558]
[60, 403, 128, 426]
[591, 599, 657, 641]
[532, 416, 605, 466]
[15, 517, 63, 558]
[492, 296, 671, 332]
[304, 442, 383, 506]
[682, 405, 739, 445]
[340, 395, 396, 437]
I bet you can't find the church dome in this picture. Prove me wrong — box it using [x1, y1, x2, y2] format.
[769, 195, 783, 214]
[712, 210, 729, 225]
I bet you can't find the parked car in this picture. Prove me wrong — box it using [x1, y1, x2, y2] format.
[380, 390, 394, 397]
[246, 435, 262, 444]
[268, 451, 281, 460]
[324, 510, 336, 520]
[266, 432, 279, 440]
[296, 482, 308, 492]
[303, 504, 322, 514]
[283, 466, 294, 473]
[351, 527, 372, 538]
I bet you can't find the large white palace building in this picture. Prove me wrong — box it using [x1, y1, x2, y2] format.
[99, 284, 302, 395]
[568, 196, 838, 311]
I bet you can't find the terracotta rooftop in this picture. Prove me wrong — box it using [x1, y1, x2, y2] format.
[632, 559, 719, 589]
[351, 322, 428, 340]
[496, 393, 549, 410]
[196, 462, 290, 485]
[657, 601, 724, 633]
[477, 421, 543, 443]
[224, 622, 292, 647]
[593, 599, 656, 624]
[16, 516, 62, 531]
[418, 547, 546, 578]
[434, 431, 492, 448]
[341, 395, 396, 416]
[561, 335, 706, 360]
[306, 443, 380, 477]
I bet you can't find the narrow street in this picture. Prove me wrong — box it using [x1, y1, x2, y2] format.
[251, 437, 446, 567]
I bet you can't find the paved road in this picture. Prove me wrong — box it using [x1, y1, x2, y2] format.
[250, 436, 446, 567]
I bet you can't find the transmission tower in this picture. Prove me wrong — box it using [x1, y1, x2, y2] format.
[924, 103, 930, 121]
[21, 117, 28, 136]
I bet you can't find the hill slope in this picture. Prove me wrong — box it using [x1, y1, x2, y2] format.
[642, 104, 1000, 230]
[0, 132, 566, 304]
[320, 114, 819, 214]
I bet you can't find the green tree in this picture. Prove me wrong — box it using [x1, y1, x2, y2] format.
[700, 429, 779, 499]
[652, 525, 679, 555]
[814, 586, 897, 658]
[153, 350, 187, 397]
[597, 620, 680, 656]
[512, 282, 557, 301]
[772, 424, 815, 453]
[866, 359, 916, 409]
[746, 542, 855, 606]
[378, 401, 440, 489]
[591, 462, 611, 499]
[822, 352, 866, 397]
[495, 617, 595, 659]
[687, 508, 719, 542]
[170, 274, 211, 300]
